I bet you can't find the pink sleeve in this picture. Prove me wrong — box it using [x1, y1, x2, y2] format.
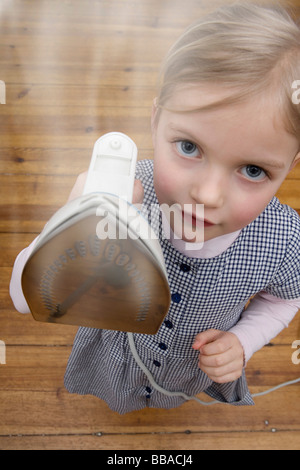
[229, 291, 300, 363]
[10, 174, 85, 314]
[9, 237, 39, 314]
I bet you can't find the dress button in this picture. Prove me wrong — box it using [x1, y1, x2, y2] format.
[159, 342, 167, 351]
[164, 320, 173, 329]
[146, 387, 152, 393]
[171, 293, 182, 303]
[153, 360, 161, 367]
[180, 263, 191, 273]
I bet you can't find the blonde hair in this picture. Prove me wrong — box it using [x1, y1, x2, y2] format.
[157, 1, 300, 141]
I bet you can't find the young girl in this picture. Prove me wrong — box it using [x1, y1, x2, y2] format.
[10, 2, 300, 413]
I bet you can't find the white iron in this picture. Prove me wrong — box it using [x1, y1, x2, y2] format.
[21, 133, 170, 334]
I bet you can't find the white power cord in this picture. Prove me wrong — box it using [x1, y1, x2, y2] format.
[127, 332, 300, 405]
[251, 377, 300, 397]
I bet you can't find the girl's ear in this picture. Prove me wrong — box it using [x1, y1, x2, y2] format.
[289, 150, 300, 173]
[151, 97, 159, 142]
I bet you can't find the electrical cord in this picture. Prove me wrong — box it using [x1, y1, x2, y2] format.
[127, 332, 300, 406]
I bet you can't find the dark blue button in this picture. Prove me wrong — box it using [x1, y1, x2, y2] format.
[146, 387, 152, 393]
[153, 360, 161, 367]
[146, 394, 151, 399]
[159, 342, 167, 351]
[180, 263, 191, 273]
[171, 293, 181, 303]
[164, 320, 173, 329]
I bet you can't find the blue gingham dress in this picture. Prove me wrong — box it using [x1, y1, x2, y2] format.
[64, 159, 300, 414]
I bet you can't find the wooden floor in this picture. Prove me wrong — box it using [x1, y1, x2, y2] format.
[1, 0, 300, 451]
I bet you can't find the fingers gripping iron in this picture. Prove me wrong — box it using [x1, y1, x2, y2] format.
[21, 133, 170, 334]
[82, 132, 137, 201]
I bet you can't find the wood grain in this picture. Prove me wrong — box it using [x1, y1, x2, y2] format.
[1, 430, 299, 451]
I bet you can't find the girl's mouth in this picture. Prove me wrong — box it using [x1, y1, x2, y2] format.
[203, 218, 215, 228]
[182, 210, 215, 228]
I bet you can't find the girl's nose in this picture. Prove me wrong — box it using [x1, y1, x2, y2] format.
[190, 169, 225, 208]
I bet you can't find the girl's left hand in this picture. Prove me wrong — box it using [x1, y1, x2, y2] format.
[192, 329, 244, 383]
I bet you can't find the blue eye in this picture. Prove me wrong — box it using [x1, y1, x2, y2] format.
[241, 165, 267, 181]
[176, 140, 200, 158]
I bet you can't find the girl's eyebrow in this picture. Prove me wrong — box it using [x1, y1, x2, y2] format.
[167, 124, 207, 147]
[168, 124, 287, 170]
[257, 161, 285, 169]
[168, 124, 197, 139]
[239, 158, 286, 170]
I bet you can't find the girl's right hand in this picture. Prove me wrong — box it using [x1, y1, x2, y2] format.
[132, 179, 144, 205]
[67, 171, 144, 206]
[67, 171, 88, 202]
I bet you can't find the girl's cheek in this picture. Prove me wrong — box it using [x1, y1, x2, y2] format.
[154, 177, 173, 205]
[154, 164, 177, 200]
[232, 196, 269, 227]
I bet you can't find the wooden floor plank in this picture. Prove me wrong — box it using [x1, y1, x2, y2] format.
[1, 430, 299, 450]
[0, 147, 154, 176]
[3, 84, 155, 107]
[0, 387, 299, 438]
[0, 310, 77, 346]
[0, 387, 299, 436]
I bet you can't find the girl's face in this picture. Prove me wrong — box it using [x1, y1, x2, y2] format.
[152, 85, 300, 243]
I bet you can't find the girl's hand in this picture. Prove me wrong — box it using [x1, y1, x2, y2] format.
[67, 171, 88, 202]
[132, 179, 144, 205]
[67, 172, 144, 205]
[192, 329, 244, 383]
